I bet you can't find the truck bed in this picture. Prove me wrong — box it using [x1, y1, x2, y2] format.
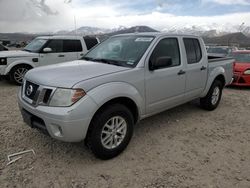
[208, 55, 234, 86]
[208, 55, 234, 63]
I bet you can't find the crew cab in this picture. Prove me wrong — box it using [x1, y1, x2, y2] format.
[18, 33, 234, 159]
[0, 35, 99, 85]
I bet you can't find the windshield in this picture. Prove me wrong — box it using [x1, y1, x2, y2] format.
[83, 35, 154, 67]
[23, 39, 47, 53]
[233, 53, 250, 63]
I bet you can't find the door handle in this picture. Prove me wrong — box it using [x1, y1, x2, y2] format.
[177, 70, 186, 75]
[80, 53, 84, 56]
[58, 54, 65, 57]
[200, 66, 207, 71]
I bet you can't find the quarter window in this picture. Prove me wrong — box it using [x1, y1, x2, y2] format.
[149, 38, 180, 68]
[84, 37, 99, 50]
[183, 38, 202, 64]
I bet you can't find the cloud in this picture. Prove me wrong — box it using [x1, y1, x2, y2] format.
[210, 0, 250, 5]
[0, 0, 249, 33]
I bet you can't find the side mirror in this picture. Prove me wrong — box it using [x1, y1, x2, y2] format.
[149, 56, 172, 71]
[43, 47, 52, 53]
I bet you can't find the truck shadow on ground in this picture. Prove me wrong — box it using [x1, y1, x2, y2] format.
[226, 85, 250, 90]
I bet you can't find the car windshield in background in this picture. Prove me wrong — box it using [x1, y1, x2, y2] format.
[23, 39, 47, 53]
[233, 53, 250, 63]
[207, 47, 231, 55]
[83, 35, 154, 67]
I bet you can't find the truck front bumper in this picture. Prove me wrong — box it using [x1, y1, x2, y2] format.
[18, 89, 98, 142]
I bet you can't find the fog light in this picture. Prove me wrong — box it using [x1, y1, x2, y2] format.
[50, 123, 63, 137]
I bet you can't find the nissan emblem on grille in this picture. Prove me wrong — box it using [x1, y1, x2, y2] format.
[26, 85, 34, 96]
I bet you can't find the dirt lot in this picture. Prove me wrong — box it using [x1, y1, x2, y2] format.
[0, 80, 250, 188]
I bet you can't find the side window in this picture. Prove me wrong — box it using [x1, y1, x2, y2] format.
[63, 40, 83, 52]
[83, 37, 98, 50]
[183, 38, 202, 64]
[149, 38, 180, 68]
[45, 40, 63, 53]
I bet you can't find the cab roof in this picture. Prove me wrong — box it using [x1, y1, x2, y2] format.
[114, 32, 200, 38]
[36, 35, 85, 40]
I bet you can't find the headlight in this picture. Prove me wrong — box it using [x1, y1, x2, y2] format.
[49, 88, 86, 107]
[244, 69, 250, 75]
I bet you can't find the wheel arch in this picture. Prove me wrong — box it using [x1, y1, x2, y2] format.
[5, 61, 35, 75]
[91, 96, 139, 124]
[201, 67, 226, 97]
[214, 74, 225, 87]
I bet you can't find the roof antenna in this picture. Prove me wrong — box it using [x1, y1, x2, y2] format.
[135, 26, 139, 33]
[74, 15, 78, 59]
[74, 15, 77, 36]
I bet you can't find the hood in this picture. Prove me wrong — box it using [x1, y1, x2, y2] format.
[0, 50, 37, 58]
[25, 60, 130, 88]
[234, 62, 250, 72]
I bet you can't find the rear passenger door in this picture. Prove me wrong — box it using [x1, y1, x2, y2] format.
[183, 38, 207, 100]
[63, 40, 83, 61]
[145, 37, 186, 114]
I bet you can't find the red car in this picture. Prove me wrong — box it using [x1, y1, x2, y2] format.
[231, 50, 250, 86]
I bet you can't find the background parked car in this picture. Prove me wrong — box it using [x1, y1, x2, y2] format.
[0, 35, 99, 85]
[231, 50, 250, 86]
[207, 46, 234, 57]
[0, 43, 8, 51]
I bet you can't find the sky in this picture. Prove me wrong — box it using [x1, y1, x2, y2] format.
[0, 0, 250, 33]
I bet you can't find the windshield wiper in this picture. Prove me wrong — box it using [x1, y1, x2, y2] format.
[82, 57, 129, 67]
[92, 58, 124, 66]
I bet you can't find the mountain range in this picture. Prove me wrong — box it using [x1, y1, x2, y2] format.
[58, 24, 250, 38]
[0, 25, 250, 47]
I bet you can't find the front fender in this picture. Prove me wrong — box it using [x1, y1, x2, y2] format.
[4, 60, 35, 75]
[87, 82, 144, 118]
[201, 66, 226, 97]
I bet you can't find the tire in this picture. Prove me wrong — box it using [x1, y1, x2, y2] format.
[87, 104, 134, 160]
[200, 80, 223, 111]
[9, 65, 31, 85]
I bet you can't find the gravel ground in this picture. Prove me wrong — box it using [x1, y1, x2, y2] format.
[0, 80, 250, 188]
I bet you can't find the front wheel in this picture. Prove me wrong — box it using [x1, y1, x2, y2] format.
[87, 104, 134, 160]
[200, 80, 223, 111]
[9, 65, 31, 85]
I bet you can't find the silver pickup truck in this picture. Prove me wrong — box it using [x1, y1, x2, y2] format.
[18, 33, 233, 159]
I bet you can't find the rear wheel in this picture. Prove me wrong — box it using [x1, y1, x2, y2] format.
[200, 80, 223, 111]
[9, 65, 31, 85]
[86, 104, 134, 160]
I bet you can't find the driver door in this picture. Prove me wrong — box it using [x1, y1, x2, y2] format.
[145, 37, 186, 115]
[39, 39, 67, 66]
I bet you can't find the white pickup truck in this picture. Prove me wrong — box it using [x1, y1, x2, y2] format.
[18, 33, 234, 159]
[0, 35, 99, 85]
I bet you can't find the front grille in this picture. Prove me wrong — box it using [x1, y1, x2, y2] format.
[24, 81, 39, 100]
[22, 80, 55, 106]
